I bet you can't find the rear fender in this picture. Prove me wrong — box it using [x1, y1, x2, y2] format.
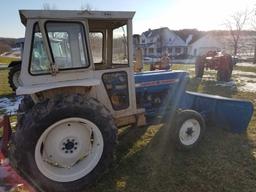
[179, 91, 254, 133]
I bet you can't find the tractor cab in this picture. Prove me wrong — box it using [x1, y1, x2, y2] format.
[18, 10, 140, 123]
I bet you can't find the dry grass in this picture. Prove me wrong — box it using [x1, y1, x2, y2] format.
[0, 69, 12, 96]
[0, 56, 18, 64]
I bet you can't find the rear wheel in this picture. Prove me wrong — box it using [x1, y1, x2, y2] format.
[172, 110, 205, 150]
[10, 94, 117, 192]
[216, 55, 233, 82]
[195, 56, 204, 78]
[216, 68, 232, 82]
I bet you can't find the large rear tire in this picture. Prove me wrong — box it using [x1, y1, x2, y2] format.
[216, 68, 232, 82]
[10, 94, 117, 192]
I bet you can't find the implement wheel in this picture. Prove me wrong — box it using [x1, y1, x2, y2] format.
[172, 110, 205, 150]
[10, 94, 117, 192]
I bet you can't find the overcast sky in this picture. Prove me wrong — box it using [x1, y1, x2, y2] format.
[0, 0, 254, 38]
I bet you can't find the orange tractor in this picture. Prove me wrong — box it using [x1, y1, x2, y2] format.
[195, 51, 234, 81]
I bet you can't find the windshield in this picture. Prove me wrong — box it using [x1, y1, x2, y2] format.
[30, 22, 89, 75]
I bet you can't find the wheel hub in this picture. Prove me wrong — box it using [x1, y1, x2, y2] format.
[185, 127, 194, 136]
[62, 138, 78, 153]
[179, 119, 201, 146]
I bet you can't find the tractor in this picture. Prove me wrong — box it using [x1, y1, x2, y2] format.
[0, 10, 254, 192]
[195, 51, 234, 81]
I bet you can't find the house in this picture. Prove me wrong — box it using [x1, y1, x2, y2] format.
[139, 28, 187, 58]
[187, 34, 224, 56]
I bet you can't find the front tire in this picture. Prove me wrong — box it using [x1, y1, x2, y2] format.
[10, 94, 117, 192]
[8, 63, 21, 92]
[172, 110, 205, 150]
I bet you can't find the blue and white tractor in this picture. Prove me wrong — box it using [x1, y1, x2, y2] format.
[0, 10, 253, 192]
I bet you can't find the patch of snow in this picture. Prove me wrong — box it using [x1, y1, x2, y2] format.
[0, 96, 22, 114]
[216, 81, 237, 87]
[232, 70, 256, 77]
[236, 62, 256, 67]
[238, 82, 256, 93]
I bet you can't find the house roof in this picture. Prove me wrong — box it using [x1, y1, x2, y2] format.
[142, 27, 168, 38]
[190, 33, 223, 48]
[174, 29, 205, 45]
[141, 27, 187, 46]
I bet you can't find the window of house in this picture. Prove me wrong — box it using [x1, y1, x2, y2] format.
[149, 48, 154, 54]
[142, 39, 145, 43]
[112, 25, 128, 64]
[144, 48, 147, 55]
[175, 47, 181, 54]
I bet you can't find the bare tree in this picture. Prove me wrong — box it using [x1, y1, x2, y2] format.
[80, 3, 92, 11]
[42, 3, 57, 10]
[225, 10, 249, 56]
[251, 6, 256, 64]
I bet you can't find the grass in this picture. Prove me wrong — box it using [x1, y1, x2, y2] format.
[0, 69, 12, 96]
[234, 65, 256, 73]
[88, 63, 256, 192]
[0, 56, 18, 64]
[0, 63, 255, 192]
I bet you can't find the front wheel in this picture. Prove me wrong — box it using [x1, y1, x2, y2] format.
[8, 64, 21, 92]
[172, 110, 205, 150]
[10, 94, 117, 192]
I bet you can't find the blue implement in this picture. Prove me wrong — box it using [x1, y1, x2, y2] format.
[134, 70, 254, 133]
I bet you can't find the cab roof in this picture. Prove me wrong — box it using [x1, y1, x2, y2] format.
[19, 10, 135, 26]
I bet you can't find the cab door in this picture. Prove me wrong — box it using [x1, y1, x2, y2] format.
[89, 20, 137, 118]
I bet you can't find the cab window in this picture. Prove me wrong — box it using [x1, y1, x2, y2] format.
[89, 32, 103, 63]
[112, 25, 128, 65]
[30, 24, 50, 74]
[30, 22, 89, 75]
